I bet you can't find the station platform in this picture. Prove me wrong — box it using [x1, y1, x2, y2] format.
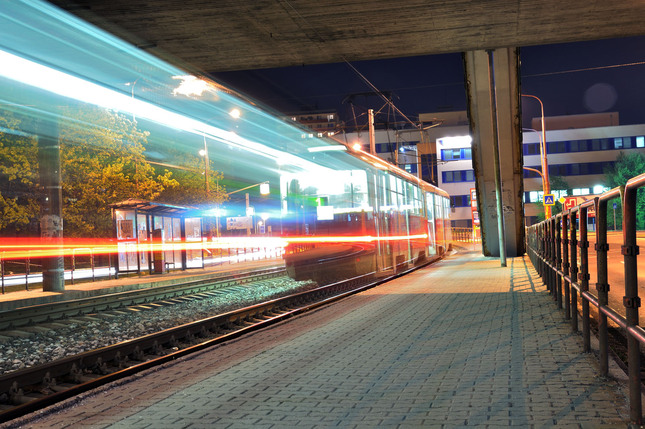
[6, 248, 632, 428]
[0, 257, 285, 312]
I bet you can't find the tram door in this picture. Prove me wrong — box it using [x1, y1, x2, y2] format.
[426, 192, 437, 256]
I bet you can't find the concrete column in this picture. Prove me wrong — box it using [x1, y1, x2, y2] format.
[464, 48, 525, 257]
[38, 118, 65, 291]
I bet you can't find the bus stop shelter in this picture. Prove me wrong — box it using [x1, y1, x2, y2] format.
[111, 199, 203, 275]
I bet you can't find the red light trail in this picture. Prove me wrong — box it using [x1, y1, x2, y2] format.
[1, 233, 429, 260]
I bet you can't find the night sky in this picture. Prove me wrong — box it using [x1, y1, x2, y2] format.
[212, 35, 645, 130]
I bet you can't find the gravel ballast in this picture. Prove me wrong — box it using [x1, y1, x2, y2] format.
[0, 277, 317, 375]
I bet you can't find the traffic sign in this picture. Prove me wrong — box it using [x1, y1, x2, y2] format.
[543, 194, 555, 206]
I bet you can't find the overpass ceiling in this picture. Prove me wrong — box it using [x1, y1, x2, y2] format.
[50, 0, 645, 73]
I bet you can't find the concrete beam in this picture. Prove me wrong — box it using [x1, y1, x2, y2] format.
[464, 48, 525, 257]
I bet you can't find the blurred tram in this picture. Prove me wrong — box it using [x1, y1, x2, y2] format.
[0, 1, 451, 286]
[281, 150, 451, 284]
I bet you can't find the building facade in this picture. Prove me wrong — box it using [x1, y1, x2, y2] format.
[296, 109, 645, 228]
[437, 113, 645, 227]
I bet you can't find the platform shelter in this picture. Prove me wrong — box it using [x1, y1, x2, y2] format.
[111, 199, 203, 275]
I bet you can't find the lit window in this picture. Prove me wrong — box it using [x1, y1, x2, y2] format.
[637, 136, 645, 148]
[529, 191, 538, 202]
[593, 185, 609, 194]
[614, 138, 623, 149]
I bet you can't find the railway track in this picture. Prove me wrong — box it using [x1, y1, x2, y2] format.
[0, 271, 380, 424]
[0, 267, 286, 331]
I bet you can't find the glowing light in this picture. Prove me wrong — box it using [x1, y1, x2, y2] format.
[593, 185, 607, 194]
[0, 49, 330, 174]
[172, 75, 211, 96]
[229, 108, 241, 119]
[437, 135, 472, 147]
[352, 143, 363, 151]
[0, 233, 429, 260]
[307, 145, 347, 153]
[260, 182, 270, 195]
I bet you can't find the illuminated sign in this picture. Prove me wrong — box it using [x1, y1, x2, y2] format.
[226, 216, 252, 230]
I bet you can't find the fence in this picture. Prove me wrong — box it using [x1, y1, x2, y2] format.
[1, 240, 285, 293]
[451, 227, 481, 243]
[526, 171, 645, 425]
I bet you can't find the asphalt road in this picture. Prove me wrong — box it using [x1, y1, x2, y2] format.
[571, 231, 644, 320]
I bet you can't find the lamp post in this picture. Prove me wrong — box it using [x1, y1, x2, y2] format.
[522, 94, 551, 218]
[227, 182, 270, 236]
[124, 79, 138, 121]
[200, 135, 210, 195]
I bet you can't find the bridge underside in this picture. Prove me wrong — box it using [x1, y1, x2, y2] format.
[49, 0, 645, 257]
[51, 0, 645, 73]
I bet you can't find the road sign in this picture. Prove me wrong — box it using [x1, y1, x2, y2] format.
[562, 196, 596, 215]
[543, 194, 555, 206]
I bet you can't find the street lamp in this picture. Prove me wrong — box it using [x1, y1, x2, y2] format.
[522, 94, 551, 218]
[124, 79, 138, 121]
[200, 134, 210, 195]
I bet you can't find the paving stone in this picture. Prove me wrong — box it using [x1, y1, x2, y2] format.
[10, 251, 632, 428]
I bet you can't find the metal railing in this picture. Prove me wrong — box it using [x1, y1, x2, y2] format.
[526, 171, 645, 425]
[1, 243, 285, 293]
[451, 227, 481, 243]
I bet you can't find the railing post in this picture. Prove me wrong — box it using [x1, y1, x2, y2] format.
[90, 248, 95, 282]
[570, 209, 578, 333]
[623, 179, 642, 425]
[25, 254, 30, 291]
[549, 217, 556, 299]
[555, 215, 563, 309]
[595, 196, 610, 376]
[539, 223, 546, 279]
[579, 205, 590, 352]
[562, 213, 571, 320]
[1, 251, 4, 294]
[71, 249, 76, 285]
[545, 219, 550, 293]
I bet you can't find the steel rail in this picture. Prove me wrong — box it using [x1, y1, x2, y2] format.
[0, 267, 285, 331]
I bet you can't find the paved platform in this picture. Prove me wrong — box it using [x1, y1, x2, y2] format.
[4, 249, 631, 428]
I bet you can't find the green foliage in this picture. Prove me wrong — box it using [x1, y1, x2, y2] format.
[604, 152, 645, 230]
[0, 106, 232, 239]
[59, 107, 178, 237]
[154, 148, 228, 207]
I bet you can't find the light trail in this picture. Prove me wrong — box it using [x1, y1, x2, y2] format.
[0, 233, 430, 260]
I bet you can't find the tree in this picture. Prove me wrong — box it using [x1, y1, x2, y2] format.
[59, 107, 177, 237]
[604, 151, 645, 230]
[154, 148, 228, 207]
[0, 111, 40, 236]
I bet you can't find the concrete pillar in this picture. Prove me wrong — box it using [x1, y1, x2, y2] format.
[464, 48, 525, 257]
[38, 118, 65, 291]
